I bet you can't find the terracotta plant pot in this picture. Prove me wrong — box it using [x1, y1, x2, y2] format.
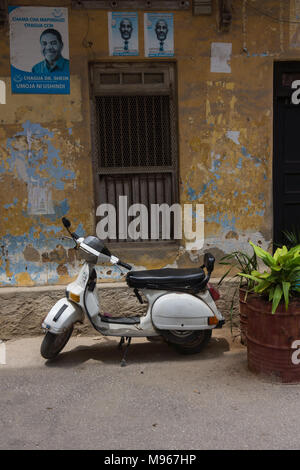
[246, 295, 300, 383]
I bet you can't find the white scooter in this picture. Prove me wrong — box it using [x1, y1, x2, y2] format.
[41, 217, 225, 365]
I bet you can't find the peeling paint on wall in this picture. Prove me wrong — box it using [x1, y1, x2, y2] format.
[0, 115, 94, 286]
[226, 131, 240, 145]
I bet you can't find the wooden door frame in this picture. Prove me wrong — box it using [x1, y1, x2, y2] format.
[273, 61, 300, 247]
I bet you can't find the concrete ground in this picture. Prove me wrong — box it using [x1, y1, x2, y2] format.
[1, 327, 300, 450]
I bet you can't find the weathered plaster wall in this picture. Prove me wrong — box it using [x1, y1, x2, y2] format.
[0, 0, 295, 286]
[0, 73, 95, 285]
[0, 279, 239, 339]
[178, 3, 277, 261]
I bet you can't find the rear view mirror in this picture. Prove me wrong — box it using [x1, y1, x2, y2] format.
[62, 217, 71, 229]
[204, 252, 215, 274]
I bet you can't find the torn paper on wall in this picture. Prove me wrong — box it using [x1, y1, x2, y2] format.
[27, 183, 55, 215]
[210, 42, 232, 73]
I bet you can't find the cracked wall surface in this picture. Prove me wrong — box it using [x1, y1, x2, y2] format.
[0, 0, 293, 286]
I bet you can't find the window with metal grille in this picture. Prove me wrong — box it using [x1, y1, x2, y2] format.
[91, 63, 178, 243]
[95, 95, 172, 168]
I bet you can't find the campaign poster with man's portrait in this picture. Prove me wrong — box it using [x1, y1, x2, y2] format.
[144, 13, 174, 58]
[108, 12, 139, 56]
[9, 6, 70, 94]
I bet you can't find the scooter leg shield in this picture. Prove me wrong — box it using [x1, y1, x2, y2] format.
[42, 298, 84, 334]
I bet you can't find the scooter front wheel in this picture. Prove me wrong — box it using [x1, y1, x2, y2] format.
[41, 326, 73, 360]
[163, 329, 212, 355]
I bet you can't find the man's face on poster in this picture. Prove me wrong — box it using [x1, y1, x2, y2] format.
[119, 19, 133, 40]
[155, 20, 168, 42]
[40, 33, 63, 64]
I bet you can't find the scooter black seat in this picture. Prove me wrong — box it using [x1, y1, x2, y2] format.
[126, 267, 207, 293]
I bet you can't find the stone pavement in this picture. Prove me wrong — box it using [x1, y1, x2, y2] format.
[1, 327, 300, 450]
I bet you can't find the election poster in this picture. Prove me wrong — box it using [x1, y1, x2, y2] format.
[108, 12, 139, 56]
[144, 13, 174, 58]
[9, 6, 70, 94]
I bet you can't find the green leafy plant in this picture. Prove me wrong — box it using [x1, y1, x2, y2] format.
[238, 242, 300, 314]
[218, 248, 258, 333]
[283, 226, 300, 249]
[218, 249, 258, 289]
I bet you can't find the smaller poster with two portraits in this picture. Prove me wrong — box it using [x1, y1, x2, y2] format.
[144, 13, 174, 58]
[9, 6, 70, 94]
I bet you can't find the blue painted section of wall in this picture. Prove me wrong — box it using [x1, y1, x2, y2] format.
[4, 198, 18, 209]
[186, 179, 215, 201]
[5, 121, 75, 189]
[0, 121, 80, 286]
[183, 144, 267, 235]
[206, 212, 238, 232]
[241, 146, 262, 167]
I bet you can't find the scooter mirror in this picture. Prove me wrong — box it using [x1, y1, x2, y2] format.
[204, 252, 215, 274]
[62, 217, 71, 229]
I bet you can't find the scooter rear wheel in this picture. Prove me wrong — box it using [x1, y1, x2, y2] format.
[163, 329, 212, 355]
[41, 326, 73, 360]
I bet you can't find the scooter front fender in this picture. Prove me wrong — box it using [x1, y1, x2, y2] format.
[42, 298, 84, 334]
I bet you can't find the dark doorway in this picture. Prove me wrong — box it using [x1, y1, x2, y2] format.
[273, 62, 300, 247]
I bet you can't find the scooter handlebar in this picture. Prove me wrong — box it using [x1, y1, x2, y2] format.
[117, 260, 132, 271]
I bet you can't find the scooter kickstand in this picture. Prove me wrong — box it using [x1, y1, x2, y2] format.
[120, 337, 131, 367]
[118, 336, 125, 350]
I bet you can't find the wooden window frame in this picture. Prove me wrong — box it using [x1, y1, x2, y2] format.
[89, 61, 180, 247]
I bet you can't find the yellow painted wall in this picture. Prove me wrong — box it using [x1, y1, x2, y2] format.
[0, 0, 296, 285]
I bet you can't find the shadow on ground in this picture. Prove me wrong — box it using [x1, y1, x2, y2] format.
[45, 335, 231, 368]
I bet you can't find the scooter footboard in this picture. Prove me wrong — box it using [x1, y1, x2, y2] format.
[42, 298, 84, 334]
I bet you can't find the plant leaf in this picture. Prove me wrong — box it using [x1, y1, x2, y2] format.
[237, 273, 261, 283]
[255, 280, 272, 293]
[217, 268, 232, 287]
[250, 242, 276, 268]
[272, 285, 283, 314]
[282, 281, 291, 310]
